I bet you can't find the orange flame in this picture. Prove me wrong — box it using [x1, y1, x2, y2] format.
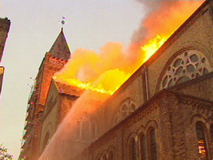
[137, 1, 204, 63]
[54, 1, 204, 95]
[54, 68, 130, 95]
[54, 42, 131, 95]
[141, 34, 169, 62]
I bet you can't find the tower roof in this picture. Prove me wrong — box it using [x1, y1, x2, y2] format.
[49, 29, 71, 61]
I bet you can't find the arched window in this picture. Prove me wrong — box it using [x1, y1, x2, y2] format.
[113, 99, 137, 125]
[196, 122, 208, 159]
[140, 134, 146, 160]
[91, 118, 97, 140]
[160, 50, 212, 89]
[108, 151, 114, 160]
[149, 128, 157, 160]
[75, 120, 82, 140]
[210, 124, 213, 153]
[43, 132, 50, 150]
[81, 120, 90, 141]
[130, 138, 137, 160]
[102, 154, 107, 160]
[75, 113, 97, 141]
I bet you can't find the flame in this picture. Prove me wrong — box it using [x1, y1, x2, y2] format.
[137, 1, 204, 63]
[54, 68, 130, 95]
[54, 1, 204, 95]
[141, 34, 169, 62]
[54, 42, 131, 95]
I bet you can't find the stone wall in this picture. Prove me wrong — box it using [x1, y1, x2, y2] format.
[146, 1, 213, 98]
[73, 90, 213, 160]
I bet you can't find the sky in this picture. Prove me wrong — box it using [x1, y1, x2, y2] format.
[0, 0, 144, 159]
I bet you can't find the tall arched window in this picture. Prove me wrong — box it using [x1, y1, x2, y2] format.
[149, 128, 157, 160]
[140, 134, 146, 160]
[130, 138, 137, 160]
[108, 151, 114, 160]
[75, 113, 97, 141]
[210, 124, 213, 153]
[81, 120, 90, 141]
[43, 132, 50, 150]
[102, 154, 107, 160]
[196, 122, 208, 159]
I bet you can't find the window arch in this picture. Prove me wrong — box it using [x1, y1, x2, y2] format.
[43, 132, 50, 151]
[113, 98, 137, 125]
[210, 124, 213, 153]
[160, 50, 211, 89]
[196, 122, 208, 159]
[96, 149, 114, 160]
[108, 151, 114, 160]
[102, 154, 107, 160]
[75, 113, 97, 141]
[148, 128, 157, 160]
[140, 133, 146, 160]
[130, 138, 137, 160]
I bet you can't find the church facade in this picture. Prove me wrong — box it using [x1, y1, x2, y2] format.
[20, 1, 213, 160]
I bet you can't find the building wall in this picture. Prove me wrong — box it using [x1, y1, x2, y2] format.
[74, 90, 213, 160]
[39, 82, 59, 155]
[89, 0, 213, 149]
[147, 1, 213, 98]
[96, 71, 145, 139]
[171, 73, 213, 101]
[71, 1, 213, 160]
[39, 81, 83, 156]
[38, 1, 213, 160]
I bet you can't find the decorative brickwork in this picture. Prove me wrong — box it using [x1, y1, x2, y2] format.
[161, 50, 212, 89]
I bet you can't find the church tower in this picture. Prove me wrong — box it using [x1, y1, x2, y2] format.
[19, 29, 71, 160]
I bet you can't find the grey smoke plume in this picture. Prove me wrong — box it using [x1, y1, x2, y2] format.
[131, 0, 180, 44]
[127, 0, 203, 67]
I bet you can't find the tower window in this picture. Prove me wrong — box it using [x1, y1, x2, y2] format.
[210, 124, 213, 153]
[108, 151, 114, 160]
[43, 132, 50, 151]
[130, 138, 137, 160]
[149, 128, 157, 160]
[102, 154, 107, 160]
[140, 134, 146, 160]
[196, 122, 208, 159]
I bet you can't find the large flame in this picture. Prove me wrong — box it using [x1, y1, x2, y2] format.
[54, 1, 204, 95]
[54, 42, 131, 95]
[141, 34, 169, 62]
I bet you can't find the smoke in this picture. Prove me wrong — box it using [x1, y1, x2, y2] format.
[39, 90, 110, 160]
[132, 0, 203, 43]
[54, 0, 203, 95]
[54, 42, 132, 94]
[40, 1, 204, 159]
[128, 0, 203, 64]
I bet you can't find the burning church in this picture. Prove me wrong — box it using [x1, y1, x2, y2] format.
[20, 0, 213, 160]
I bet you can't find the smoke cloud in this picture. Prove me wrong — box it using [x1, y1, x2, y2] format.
[54, 0, 203, 94]
[40, 1, 204, 159]
[128, 0, 203, 65]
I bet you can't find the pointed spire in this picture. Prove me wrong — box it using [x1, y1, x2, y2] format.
[49, 29, 71, 61]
